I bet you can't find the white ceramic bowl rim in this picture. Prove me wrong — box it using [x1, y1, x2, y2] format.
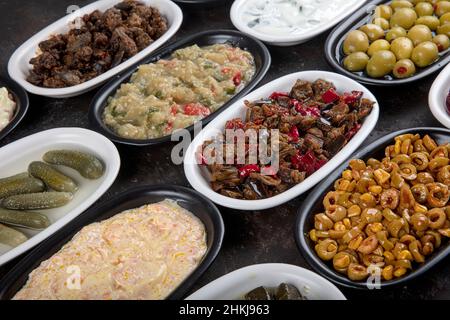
[184, 71, 379, 210]
[230, 0, 367, 44]
[429, 62, 450, 129]
[7, 0, 183, 97]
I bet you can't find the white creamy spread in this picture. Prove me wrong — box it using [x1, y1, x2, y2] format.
[0, 87, 16, 132]
[13, 200, 207, 300]
[241, 0, 362, 36]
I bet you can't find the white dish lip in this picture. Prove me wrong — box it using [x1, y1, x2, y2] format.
[7, 0, 183, 98]
[0, 127, 121, 266]
[184, 71, 379, 211]
[429, 62, 450, 129]
[230, 0, 367, 46]
[185, 263, 347, 300]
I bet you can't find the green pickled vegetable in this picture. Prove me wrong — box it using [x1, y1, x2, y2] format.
[2, 192, 73, 210]
[244, 287, 272, 300]
[0, 173, 29, 183]
[43, 150, 105, 180]
[0, 223, 28, 247]
[0, 176, 45, 199]
[274, 283, 304, 300]
[29, 161, 78, 193]
[0, 208, 51, 230]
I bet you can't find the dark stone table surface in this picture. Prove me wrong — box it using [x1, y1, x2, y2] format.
[0, 0, 449, 300]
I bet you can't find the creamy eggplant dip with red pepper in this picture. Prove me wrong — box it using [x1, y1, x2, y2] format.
[102, 43, 256, 140]
[13, 200, 207, 300]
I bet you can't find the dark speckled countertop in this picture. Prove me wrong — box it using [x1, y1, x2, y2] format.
[0, 0, 449, 300]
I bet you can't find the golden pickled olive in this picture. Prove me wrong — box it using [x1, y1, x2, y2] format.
[2, 192, 73, 210]
[413, 138, 427, 152]
[315, 239, 338, 261]
[426, 182, 449, 207]
[399, 184, 416, 211]
[342, 169, 353, 180]
[365, 222, 384, 236]
[366, 50, 397, 78]
[414, 202, 428, 213]
[0, 223, 28, 248]
[399, 163, 417, 180]
[343, 226, 362, 243]
[343, 30, 370, 55]
[415, 2, 434, 16]
[333, 251, 357, 273]
[383, 251, 396, 265]
[314, 213, 334, 231]
[386, 26, 407, 41]
[416, 172, 435, 184]
[427, 208, 447, 229]
[393, 267, 408, 278]
[393, 241, 407, 258]
[372, 17, 390, 30]
[423, 134, 438, 151]
[28, 161, 78, 193]
[377, 230, 395, 250]
[357, 234, 379, 254]
[359, 24, 385, 42]
[393, 59, 416, 78]
[435, 0, 450, 16]
[392, 154, 412, 165]
[415, 15, 441, 30]
[367, 158, 382, 169]
[359, 192, 377, 208]
[437, 22, 450, 36]
[409, 240, 425, 263]
[356, 177, 376, 193]
[362, 254, 384, 268]
[347, 263, 368, 281]
[375, 4, 393, 19]
[349, 236, 364, 250]
[399, 234, 416, 245]
[429, 156, 449, 172]
[410, 152, 429, 170]
[411, 212, 430, 232]
[407, 24, 433, 46]
[431, 145, 449, 158]
[391, 0, 414, 9]
[411, 184, 429, 203]
[382, 265, 394, 281]
[361, 208, 383, 224]
[438, 228, 450, 237]
[323, 191, 339, 209]
[411, 41, 439, 67]
[388, 218, 406, 238]
[380, 188, 400, 210]
[425, 230, 442, 248]
[368, 185, 383, 194]
[422, 242, 435, 255]
[391, 37, 414, 59]
[343, 52, 370, 72]
[367, 39, 391, 57]
[374, 168, 391, 185]
[347, 205, 361, 218]
[329, 229, 347, 239]
[315, 231, 331, 238]
[0, 208, 50, 230]
[437, 165, 450, 184]
[0, 176, 45, 199]
[43, 150, 105, 180]
[390, 8, 418, 29]
[325, 205, 347, 222]
[391, 170, 406, 189]
[309, 229, 318, 242]
[349, 159, 366, 171]
[394, 259, 412, 269]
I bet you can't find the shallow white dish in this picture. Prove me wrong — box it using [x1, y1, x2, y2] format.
[7, 0, 182, 98]
[0, 128, 120, 266]
[186, 263, 346, 300]
[230, 0, 367, 47]
[429, 62, 450, 129]
[184, 71, 379, 211]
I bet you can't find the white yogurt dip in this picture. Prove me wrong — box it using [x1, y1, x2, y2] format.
[0, 87, 16, 132]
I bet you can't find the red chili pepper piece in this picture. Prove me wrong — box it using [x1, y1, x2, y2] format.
[269, 92, 290, 100]
[197, 153, 209, 165]
[322, 88, 340, 104]
[184, 103, 211, 116]
[291, 150, 327, 176]
[170, 105, 178, 116]
[262, 166, 279, 176]
[343, 91, 363, 106]
[345, 123, 362, 140]
[288, 125, 300, 142]
[225, 118, 245, 130]
[292, 99, 320, 117]
[238, 164, 261, 179]
[233, 71, 242, 86]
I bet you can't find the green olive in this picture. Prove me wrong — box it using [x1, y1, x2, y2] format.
[440, 12, 450, 25]
[407, 24, 433, 45]
[393, 59, 417, 78]
[366, 50, 397, 78]
[391, 0, 414, 10]
[415, 16, 441, 30]
[386, 26, 408, 41]
[391, 37, 414, 59]
[343, 52, 370, 72]
[372, 17, 390, 30]
[343, 30, 370, 55]
[375, 4, 393, 20]
[433, 34, 450, 51]
[435, 1, 450, 16]
[359, 24, 385, 42]
[437, 23, 450, 36]
[415, 2, 434, 16]
[411, 41, 439, 67]
[368, 39, 391, 56]
[390, 8, 418, 30]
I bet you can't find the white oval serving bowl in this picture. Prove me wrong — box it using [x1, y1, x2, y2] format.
[8, 0, 183, 98]
[186, 263, 346, 300]
[230, 0, 367, 47]
[429, 62, 450, 129]
[0, 128, 120, 266]
[184, 71, 379, 211]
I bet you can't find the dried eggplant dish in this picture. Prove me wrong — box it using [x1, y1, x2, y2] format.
[309, 133, 450, 282]
[27, 0, 168, 88]
[198, 79, 375, 200]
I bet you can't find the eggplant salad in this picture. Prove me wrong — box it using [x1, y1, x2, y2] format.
[198, 79, 375, 200]
[245, 283, 305, 301]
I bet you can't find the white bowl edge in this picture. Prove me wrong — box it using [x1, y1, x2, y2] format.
[429, 62, 450, 129]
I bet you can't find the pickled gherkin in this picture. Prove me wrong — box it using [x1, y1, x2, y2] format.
[275, 283, 304, 300]
[43, 150, 104, 180]
[0, 175, 45, 199]
[0, 208, 50, 230]
[29, 161, 78, 193]
[2, 192, 73, 210]
[0, 223, 28, 247]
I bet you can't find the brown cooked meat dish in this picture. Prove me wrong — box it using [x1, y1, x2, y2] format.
[27, 0, 168, 88]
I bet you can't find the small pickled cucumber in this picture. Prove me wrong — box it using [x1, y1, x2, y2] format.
[0, 176, 45, 199]
[0, 223, 28, 247]
[0, 173, 29, 183]
[0, 208, 51, 230]
[43, 150, 105, 180]
[29, 161, 78, 193]
[2, 192, 73, 210]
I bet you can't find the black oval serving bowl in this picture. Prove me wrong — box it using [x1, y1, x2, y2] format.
[89, 29, 271, 146]
[295, 127, 450, 289]
[0, 77, 29, 141]
[0, 185, 225, 300]
[325, 0, 450, 86]
[172, 0, 231, 7]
